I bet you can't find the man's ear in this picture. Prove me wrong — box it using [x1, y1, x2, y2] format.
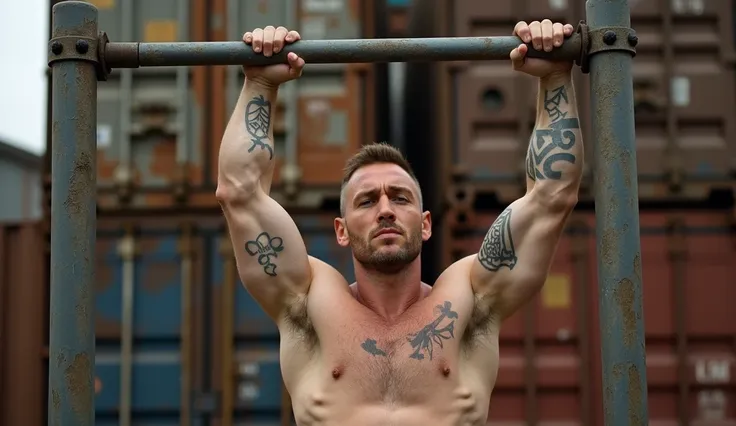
[334, 217, 350, 247]
[421, 211, 432, 241]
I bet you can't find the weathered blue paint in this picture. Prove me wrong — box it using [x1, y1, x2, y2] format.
[93, 228, 203, 425]
[96, 232, 183, 336]
[105, 34, 583, 68]
[48, 2, 98, 425]
[586, 0, 649, 424]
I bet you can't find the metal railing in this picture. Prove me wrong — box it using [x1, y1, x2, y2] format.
[46, 0, 647, 425]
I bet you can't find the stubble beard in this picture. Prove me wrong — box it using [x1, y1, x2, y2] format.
[348, 220, 423, 274]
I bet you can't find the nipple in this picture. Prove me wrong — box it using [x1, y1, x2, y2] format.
[332, 367, 342, 380]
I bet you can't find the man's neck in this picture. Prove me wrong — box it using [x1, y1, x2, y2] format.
[352, 259, 424, 322]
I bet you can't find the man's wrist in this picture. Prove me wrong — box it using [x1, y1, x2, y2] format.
[539, 70, 573, 87]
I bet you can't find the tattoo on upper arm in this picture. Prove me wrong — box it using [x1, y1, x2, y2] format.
[478, 208, 517, 272]
[528, 85, 580, 180]
[245, 231, 284, 276]
[525, 137, 536, 181]
[360, 301, 459, 361]
[245, 95, 274, 160]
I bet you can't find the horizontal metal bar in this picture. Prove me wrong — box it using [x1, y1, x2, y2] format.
[105, 34, 583, 68]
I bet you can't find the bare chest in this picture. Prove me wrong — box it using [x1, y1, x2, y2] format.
[316, 300, 472, 402]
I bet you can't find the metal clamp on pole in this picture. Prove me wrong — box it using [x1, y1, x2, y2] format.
[576, 21, 638, 74]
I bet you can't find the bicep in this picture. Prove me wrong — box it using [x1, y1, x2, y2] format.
[470, 194, 569, 319]
[221, 189, 312, 320]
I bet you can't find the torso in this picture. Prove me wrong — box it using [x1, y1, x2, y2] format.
[277, 257, 501, 426]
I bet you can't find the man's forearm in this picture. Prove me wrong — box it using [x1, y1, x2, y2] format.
[525, 72, 583, 200]
[217, 79, 279, 199]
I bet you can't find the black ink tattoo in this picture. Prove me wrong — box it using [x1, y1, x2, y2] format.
[525, 138, 536, 181]
[478, 208, 517, 272]
[245, 95, 274, 160]
[544, 85, 569, 122]
[361, 339, 387, 357]
[407, 301, 459, 361]
[530, 118, 579, 180]
[244, 231, 284, 276]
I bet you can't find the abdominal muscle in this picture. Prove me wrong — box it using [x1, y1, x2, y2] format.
[287, 356, 495, 426]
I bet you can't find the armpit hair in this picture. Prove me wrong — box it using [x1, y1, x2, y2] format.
[283, 294, 319, 351]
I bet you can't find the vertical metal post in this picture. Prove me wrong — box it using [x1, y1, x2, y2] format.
[48, 1, 98, 425]
[585, 0, 649, 425]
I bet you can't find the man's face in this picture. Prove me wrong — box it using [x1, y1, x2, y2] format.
[334, 163, 432, 273]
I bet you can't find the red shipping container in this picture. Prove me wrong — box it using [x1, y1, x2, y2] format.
[446, 209, 736, 425]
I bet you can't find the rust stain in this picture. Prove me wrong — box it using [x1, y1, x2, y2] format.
[51, 389, 61, 426]
[627, 363, 644, 425]
[64, 352, 92, 422]
[614, 278, 636, 348]
[64, 144, 93, 216]
[633, 253, 641, 283]
[149, 136, 178, 181]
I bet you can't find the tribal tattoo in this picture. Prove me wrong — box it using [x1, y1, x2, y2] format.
[245, 95, 274, 160]
[526, 85, 580, 181]
[478, 208, 517, 272]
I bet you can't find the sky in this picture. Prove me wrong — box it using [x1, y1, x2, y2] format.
[0, 0, 49, 156]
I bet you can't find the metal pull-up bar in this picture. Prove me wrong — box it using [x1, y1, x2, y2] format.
[46, 1, 647, 425]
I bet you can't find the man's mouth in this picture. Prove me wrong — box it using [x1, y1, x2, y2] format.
[374, 228, 402, 238]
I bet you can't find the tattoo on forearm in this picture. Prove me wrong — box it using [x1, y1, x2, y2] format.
[245, 95, 274, 160]
[360, 301, 459, 361]
[478, 208, 517, 271]
[245, 231, 284, 276]
[528, 84, 580, 180]
[361, 339, 387, 357]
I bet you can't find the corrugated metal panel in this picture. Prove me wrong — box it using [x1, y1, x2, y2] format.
[209, 0, 378, 209]
[211, 212, 354, 425]
[93, 219, 207, 426]
[447, 209, 736, 424]
[0, 221, 47, 426]
[47, 0, 212, 212]
[409, 0, 736, 204]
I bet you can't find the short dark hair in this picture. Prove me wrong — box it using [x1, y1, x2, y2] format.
[339, 142, 422, 215]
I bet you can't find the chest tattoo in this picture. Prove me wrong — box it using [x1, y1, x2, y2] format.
[360, 300, 459, 361]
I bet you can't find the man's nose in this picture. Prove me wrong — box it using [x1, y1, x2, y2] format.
[377, 196, 396, 222]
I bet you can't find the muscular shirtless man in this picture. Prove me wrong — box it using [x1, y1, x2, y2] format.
[216, 19, 582, 426]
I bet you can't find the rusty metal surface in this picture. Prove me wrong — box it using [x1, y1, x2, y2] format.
[103, 34, 583, 68]
[447, 210, 736, 424]
[586, 0, 649, 424]
[0, 222, 47, 426]
[48, 2, 99, 425]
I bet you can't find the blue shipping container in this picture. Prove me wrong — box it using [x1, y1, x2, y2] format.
[92, 212, 354, 424]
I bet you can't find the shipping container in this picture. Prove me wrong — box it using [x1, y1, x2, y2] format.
[208, 0, 384, 210]
[46, 0, 214, 212]
[405, 0, 736, 205]
[210, 212, 353, 426]
[446, 208, 736, 425]
[0, 221, 47, 426]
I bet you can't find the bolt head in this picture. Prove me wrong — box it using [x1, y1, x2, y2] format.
[603, 31, 617, 45]
[51, 41, 63, 55]
[76, 39, 89, 54]
[628, 33, 638, 47]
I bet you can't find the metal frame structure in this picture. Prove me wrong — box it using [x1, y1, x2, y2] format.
[46, 0, 647, 425]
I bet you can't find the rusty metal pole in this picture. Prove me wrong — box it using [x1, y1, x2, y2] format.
[47, 1, 98, 425]
[585, 0, 649, 424]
